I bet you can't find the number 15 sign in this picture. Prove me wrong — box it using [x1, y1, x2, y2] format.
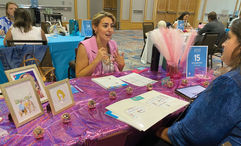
[186, 46, 208, 77]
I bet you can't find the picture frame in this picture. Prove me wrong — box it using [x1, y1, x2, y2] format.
[0, 77, 44, 128]
[5, 64, 48, 103]
[45, 79, 75, 115]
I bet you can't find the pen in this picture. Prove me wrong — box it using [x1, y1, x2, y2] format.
[74, 85, 84, 93]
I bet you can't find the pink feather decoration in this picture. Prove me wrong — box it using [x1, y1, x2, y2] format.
[150, 28, 197, 70]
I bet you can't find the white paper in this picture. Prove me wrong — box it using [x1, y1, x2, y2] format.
[91, 75, 128, 90]
[119, 73, 157, 87]
[0, 127, 9, 137]
[106, 90, 189, 131]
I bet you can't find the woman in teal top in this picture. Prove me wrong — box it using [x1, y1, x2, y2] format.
[158, 19, 241, 145]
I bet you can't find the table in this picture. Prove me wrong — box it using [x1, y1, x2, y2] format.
[0, 69, 214, 145]
[0, 35, 85, 81]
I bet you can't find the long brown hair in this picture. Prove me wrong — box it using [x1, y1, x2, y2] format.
[229, 18, 241, 70]
[5, 2, 18, 18]
[13, 8, 32, 33]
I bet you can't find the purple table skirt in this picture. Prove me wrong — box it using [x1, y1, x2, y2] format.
[0, 69, 214, 145]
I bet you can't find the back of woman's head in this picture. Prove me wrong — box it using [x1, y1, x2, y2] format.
[178, 12, 190, 20]
[13, 8, 32, 33]
[92, 11, 116, 35]
[230, 19, 241, 69]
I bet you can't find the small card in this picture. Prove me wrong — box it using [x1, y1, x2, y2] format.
[161, 76, 170, 86]
[132, 67, 148, 74]
[131, 96, 144, 101]
[70, 85, 79, 94]
[105, 111, 118, 119]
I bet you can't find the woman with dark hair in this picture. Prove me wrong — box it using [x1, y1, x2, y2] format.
[3, 8, 47, 46]
[156, 19, 241, 146]
[75, 11, 125, 77]
[0, 2, 18, 36]
[173, 11, 192, 30]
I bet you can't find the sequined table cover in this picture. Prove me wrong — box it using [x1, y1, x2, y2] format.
[0, 69, 214, 145]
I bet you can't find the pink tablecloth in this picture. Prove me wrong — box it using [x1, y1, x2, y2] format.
[0, 69, 214, 145]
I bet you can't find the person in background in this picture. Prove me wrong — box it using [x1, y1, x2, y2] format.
[173, 11, 192, 30]
[196, 11, 225, 44]
[3, 8, 47, 46]
[75, 11, 125, 77]
[156, 18, 241, 146]
[157, 20, 166, 29]
[228, 11, 241, 28]
[0, 2, 18, 36]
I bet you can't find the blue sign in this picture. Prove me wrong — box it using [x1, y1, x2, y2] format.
[186, 46, 208, 77]
[177, 20, 184, 31]
[81, 20, 93, 37]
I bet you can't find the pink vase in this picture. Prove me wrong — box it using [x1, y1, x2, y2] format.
[166, 65, 182, 79]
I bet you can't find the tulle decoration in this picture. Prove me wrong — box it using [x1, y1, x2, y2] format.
[150, 28, 197, 78]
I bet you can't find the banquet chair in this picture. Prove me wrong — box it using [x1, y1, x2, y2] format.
[196, 33, 219, 68]
[140, 22, 154, 57]
[212, 33, 227, 67]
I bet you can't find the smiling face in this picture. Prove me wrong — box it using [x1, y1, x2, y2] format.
[93, 17, 114, 43]
[221, 31, 241, 66]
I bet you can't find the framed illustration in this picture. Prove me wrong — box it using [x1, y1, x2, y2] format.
[45, 79, 75, 115]
[0, 77, 44, 128]
[5, 64, 48, 103]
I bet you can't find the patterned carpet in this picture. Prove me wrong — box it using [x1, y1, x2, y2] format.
[112, 30, 223, 72]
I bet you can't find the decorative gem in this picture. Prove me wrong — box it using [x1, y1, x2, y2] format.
[166, 80, 174, 88]
[88, 100, 96, 109]
[202, 81, 210, 87]
[146, 83, 153, 91]
[33, 126, 44, 139]
[126, 86, 133, 95]
[109, 91, 117, 100]
[61, 113, 71, 123]
[181, 79, 188, 86]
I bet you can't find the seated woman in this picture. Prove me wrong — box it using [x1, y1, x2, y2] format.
[4, 8, 47, 46]
[173, 11, 192, 31]
[157, 19, 241, 146]
[75, 11, 125, 77]
[0, 2, 18, 36]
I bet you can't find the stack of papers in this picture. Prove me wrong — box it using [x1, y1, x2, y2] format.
[105, 90, 189, 131]
[91, 75, 128, 90]
[119, 73, 157, 87]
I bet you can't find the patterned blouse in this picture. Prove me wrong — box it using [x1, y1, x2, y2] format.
[0, 16, 13, 34]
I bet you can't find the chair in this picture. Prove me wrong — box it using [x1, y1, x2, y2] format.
[41, 22, 51, 34]
[150, 45, 167, 72]
[140, 22, 154, 57]
[7, 40, 47, 46]
[68, 37, 91, 79]
[212, 33, 227, 67]
[196, 33, 219, 68]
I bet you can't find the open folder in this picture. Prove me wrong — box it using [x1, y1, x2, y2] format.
[105, 90, 189, 131]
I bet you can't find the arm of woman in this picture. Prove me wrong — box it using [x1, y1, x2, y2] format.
[41, 29, 47, 42]
[75, 44, 106, 77]
[3, 28, 12, 46]
[113, 48, 125, 71]
[161, 75, 241, 145]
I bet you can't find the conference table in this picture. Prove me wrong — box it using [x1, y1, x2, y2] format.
[0, 34, 85, 82]
[0, 69, 214, 145]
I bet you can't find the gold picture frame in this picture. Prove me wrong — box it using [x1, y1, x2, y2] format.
[0, 77, 44, 128]
[5, 64, 48, 103]
[45, 79, 75, 115]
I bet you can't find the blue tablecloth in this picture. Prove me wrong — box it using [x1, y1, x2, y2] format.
[0, 35, 85, 83]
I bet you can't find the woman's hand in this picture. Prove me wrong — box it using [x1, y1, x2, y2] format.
[95, 47, 108, 62]
[113, 49, 125, 71]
